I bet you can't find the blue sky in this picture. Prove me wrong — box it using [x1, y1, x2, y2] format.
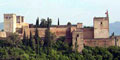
[0, 0, 120, 26]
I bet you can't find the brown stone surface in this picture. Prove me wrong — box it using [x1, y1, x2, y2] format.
[94, 17, 109, 38]
[83, 28, 94, 39]
[84, 38, 115, 47]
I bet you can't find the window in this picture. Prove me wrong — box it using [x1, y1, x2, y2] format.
[77, 34, 79, 37]
[101, 22, 102, 25]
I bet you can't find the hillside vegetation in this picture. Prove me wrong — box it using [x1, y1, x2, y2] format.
[0, 31, 120, 60]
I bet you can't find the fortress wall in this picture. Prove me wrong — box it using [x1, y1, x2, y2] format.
[24, 26, 77, 38]
[0, 32, 6, 38]
[83, 28, 94, 39]
[27, 28, 47, 37]
[114, 36, 120, 46]
[24, 26, 76, 38]
[84, 38, 115, 47]
[71, 26, 77, 32]
[50, 27, 67, 37]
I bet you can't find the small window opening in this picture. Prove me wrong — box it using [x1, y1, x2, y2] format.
[101, 22, 102, 25]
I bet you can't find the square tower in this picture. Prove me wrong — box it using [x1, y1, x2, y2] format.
[4, 14, 16, 33]
[94, 12, 109, 38]
[72, 29, 84, 52]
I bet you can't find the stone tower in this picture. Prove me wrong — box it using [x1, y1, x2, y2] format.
[72, 23, 83, 52]
[94, 11, 109, 38]
[4, 14, 16, 33]
[72, 29, 84, 52]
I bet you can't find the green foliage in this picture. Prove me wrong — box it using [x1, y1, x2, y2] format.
[67, 22, 71, 26]
[29, 31, 35, 50]
[36, 17, 39, 27]
[44, 29, 53, 48]
[22, 30, 28, 46]
[1, 34, 120, 60]
[40, 18, 52, 28]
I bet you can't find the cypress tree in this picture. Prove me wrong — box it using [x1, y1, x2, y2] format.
[44, 29, 51, 47]
[29, 31, 35, 50]
[34, 27, 39, 44]
[47, 17, 50, 29]
[36, 17, 39, 27]
[58, 18, 60, 26]
[22, 30, 27, 46]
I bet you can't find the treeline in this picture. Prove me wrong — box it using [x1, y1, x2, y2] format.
[35, 17, 52, 28]
[0, 33, 120, 60]
[35, 17, 72, 28]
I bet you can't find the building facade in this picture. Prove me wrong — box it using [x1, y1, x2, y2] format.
[2, 11, 120, 52]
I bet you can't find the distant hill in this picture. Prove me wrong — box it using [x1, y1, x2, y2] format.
[0, 22, 120, 35]
[109, 21, 120, 35]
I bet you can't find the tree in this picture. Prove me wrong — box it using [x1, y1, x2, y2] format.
[8, 33, 20, 47]
[29, 31, 35, 50]
[36, 17, 39, 27]
[47, 17, 50, 29]
[22, 30, 27, 46]
[44, 29, 51, 47]
[58, 18, 60, 26]
[40, 18, 47, 28]
[67, 22, 71, 26]
[34, 27, 39, 44]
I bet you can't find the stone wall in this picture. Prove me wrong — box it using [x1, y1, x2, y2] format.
[24, 25, 77, 38]
[0, 31, 6, 38]
[83, 28, 94, 39]
[84, 38, 115, 47]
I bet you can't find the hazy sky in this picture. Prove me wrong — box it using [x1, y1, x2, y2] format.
[0, 0, 120, 26]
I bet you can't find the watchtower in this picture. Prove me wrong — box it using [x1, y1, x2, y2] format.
[4, 14, 16, 33]
[94, 11, 109, 38]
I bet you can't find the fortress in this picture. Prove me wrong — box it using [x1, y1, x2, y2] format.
[1, 11, 120, 52]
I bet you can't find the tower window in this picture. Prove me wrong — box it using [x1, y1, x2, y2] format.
[77, 34, 79, 37]
[101, 22, 102, 25]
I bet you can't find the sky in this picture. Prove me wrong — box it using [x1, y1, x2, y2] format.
[0, 0, 120, 26]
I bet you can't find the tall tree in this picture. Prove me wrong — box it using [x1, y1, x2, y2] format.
[47, 17, 52, 28]
[40, 18, 46, 28]
[22, 30, 27, 46]
[58, 18, 60, 26]
[34, 27, 39, 44]
[29, 31, 35, 50]
[36, 17, 39, 27]
[44, 29, 51, 47]
[47, 17, 50, 29]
